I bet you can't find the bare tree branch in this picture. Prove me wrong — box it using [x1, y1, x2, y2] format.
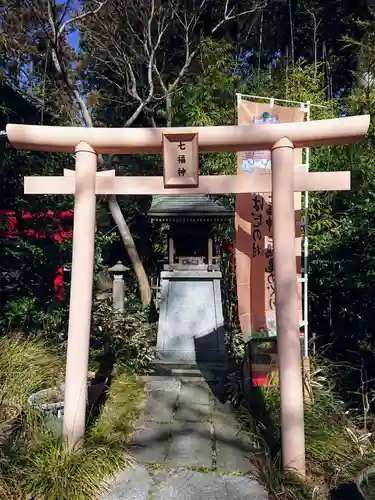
[304, 2, 322, 77]
[37, 0, 152, 305]
[150, 0, 267, 124]
[56, 0, 108, 38]
[75, 0, 266, 130]
[211, 0, 268, 34]
[6, 0, 269, 304]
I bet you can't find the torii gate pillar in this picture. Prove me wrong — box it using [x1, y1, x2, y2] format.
[64, 142, 97, 447]
[272, 138, 305, 472]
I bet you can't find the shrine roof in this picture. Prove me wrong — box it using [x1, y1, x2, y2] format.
[148, 195, 233, 221]
[1, 80, 53, 126]
[3, 81, 44, 111]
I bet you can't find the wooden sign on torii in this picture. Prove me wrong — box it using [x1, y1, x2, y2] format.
[6, 115, 370, 477]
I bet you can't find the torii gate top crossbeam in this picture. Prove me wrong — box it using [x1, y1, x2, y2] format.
[6, 115, 370, 154]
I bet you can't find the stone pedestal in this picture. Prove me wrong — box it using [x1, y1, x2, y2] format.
[156, 271, 227, 365]
[112, 276, 125, 312]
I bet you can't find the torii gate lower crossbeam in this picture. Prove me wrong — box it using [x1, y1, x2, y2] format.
[6, 115, 370, 478]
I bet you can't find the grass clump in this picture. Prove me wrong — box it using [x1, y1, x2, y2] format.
[16, 426, 128, 499]
[90, 366, 146, 445]
[362, 476, 375, 500]
[243, 357, 375, 499]
[0, 334, 63, 404]
[0, 335, 146, 500]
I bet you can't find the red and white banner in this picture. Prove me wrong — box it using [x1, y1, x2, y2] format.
[235, 100, 304, 340]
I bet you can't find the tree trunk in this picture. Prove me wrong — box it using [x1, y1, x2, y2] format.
[288, 0, 294, 65]
[322, 42, 328, 98]
[166, 92, 173, 127]
[107, 196, 151, 305]
[46, 0, 152, 306]
[311, 12, 318, 78]
[64, 82, 151, 307]
[313, 28, 318, 78]
[285, 46, 289, 97]
[258, 10, 264, 83]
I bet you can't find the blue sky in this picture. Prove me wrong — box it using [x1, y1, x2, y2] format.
[68, 30, 79, 52]
[57, 0, 80, 52]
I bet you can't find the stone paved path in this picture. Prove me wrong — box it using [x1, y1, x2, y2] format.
[102, 375, 268, 500]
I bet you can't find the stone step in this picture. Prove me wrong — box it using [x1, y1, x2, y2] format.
[151, 360, 228, 381]
[102, 466, 269, 500]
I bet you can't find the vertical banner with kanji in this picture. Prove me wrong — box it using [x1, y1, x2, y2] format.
[235, 100, 304, 340]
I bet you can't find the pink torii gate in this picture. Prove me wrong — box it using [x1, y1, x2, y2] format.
[6, 115, 370, 476]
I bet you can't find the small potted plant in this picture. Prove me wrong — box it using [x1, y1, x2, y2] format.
[28, 372, 108, 432]
[28, 386, 65, 433]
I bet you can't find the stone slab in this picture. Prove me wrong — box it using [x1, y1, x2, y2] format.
[161, 271, 223, 279]
[175, 402, 211, 422]
[181, 369, 223, 381]
[144, 391, 177, 423]
[222, 475, 269, 500]
[101, 465, 152, 500]
[212, 400, 238, 427]
[179, 380, 212, 405]
[216, 443, 253, 473]
[152, 470, 219, 500]
[151, 470, 269, 500]
[215, 423, 256, 473]
[166, 422, 212, 468]
[157, 271, 226, 363]
[143, 378, 181, 393]
[131, 422, 170, 464]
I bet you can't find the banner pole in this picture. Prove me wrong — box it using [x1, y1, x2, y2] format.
[236, 93, 328, 109]
[303, 102, 311, 358]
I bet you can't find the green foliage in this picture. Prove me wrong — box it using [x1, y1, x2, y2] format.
[17, 437, 127, 500]
[0, 297, 68, 339]
[174, 39, 241, 176]
[245, 358, 375, 499]
[0, 335, 63, 405]
[93, 229, 120, 277]
[90, 298, 156, 373]
[308, 129, 375, 380]
[90, 369, 146, 444]
[219, 236, 244, 362]
[0, 147, 74, 314]
[174, 39, 243, 127]
[363, 476, 375, 500]
[0, 336, 144, 500]
[0, 360, 144, 500]
[286, 62, 331, 108]
[1, 297, 38, 331]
